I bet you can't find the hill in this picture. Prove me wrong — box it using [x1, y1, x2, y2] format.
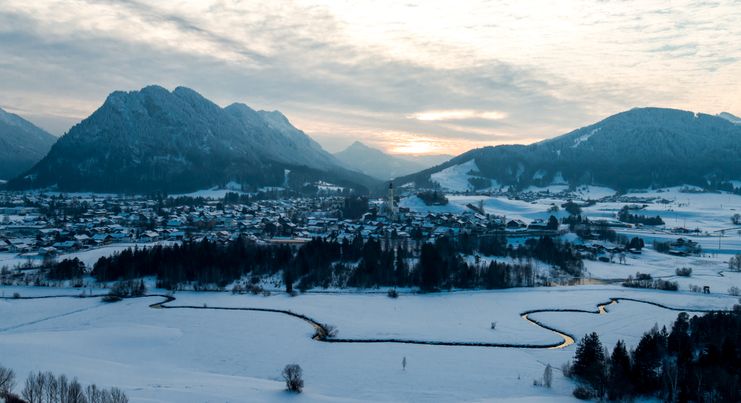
[392, 108, 741, 192]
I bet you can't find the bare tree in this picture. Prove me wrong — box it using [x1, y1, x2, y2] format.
[0, 365, 16, 397]
[282, 364, 304, 393]
[67, 379, 86, 403]
[108, 387, 129, 403]
[543, 364, 553, 388]
[730, 254, 741, 271]
[43, 371, 60, 403]
[22, 372, 44, 403]
[662, 357, 679, 403]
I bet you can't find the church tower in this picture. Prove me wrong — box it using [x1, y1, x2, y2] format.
[387, 182, 397, 220]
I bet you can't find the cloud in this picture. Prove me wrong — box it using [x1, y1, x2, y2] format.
[409, 110, 508, 122]
[0, 0, 738, 155]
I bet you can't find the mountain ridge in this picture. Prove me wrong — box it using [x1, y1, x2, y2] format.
[390, 107, 741, 192]
[334, 141, 451, 180]
[6, 85, 376, 193]
[0, 107, 57, 180]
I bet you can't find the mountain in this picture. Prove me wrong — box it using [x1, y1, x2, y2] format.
[718, 112, 741, 125]
[334, 141, 452, 180]
[392, 107, 741, 192]
[334, 141, 428, 180]
[0, 107, 57, 180]
[7, 86, 376, 193]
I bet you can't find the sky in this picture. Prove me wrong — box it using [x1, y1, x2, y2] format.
[0, 1, 739, 156]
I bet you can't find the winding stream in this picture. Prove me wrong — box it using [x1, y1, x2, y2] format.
[149, 294, 721, 349]
[1, 293, 726, 350]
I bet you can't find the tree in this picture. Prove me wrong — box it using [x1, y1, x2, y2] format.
[22, 372, 43, 403]
[562, 201, 582, 216]
[732, 213, 741, 225]
[418, 243, 442, 291]
[571, 332, 606, 395]
[729, 254, 741, 271]
[607, 340, 632, 400]
[628, 237, 645, 250]
[282, 364, 304, 393]
[0, 365, 16, 397]
[546, 215, 559, 230]
[283, 268, 294, 293]
[543, 364, 553, 388]
[631, 325, 667, 394]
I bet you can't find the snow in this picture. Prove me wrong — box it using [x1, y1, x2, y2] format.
[430, 160, 497, 192]
[401, 194, 566, 223]
[571, 127, 600, 148]
[0, 242, 176, 270]
[173, 186, 245, 199]
[1, 285, 736, 402]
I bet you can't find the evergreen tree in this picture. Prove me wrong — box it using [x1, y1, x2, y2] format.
[418, 243, 442, 291]
[631, 325, 667, 394]
[607, 340, 632, 400]
[572, 332, 607, 395]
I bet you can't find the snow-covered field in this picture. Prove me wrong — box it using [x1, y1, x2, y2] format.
[0, 242, 177, 270]
[2, 186, 740, 401]
[1, 284, 737, 402]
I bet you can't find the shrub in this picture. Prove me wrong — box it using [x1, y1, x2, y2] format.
[12, 292, 20, 299]
[623, 274, 677, 291]
[653, 240, 671, 253]
[729, 286, 740, 297]
[573, 386, 593, 400]
[102, 294, 123, 303]
[109, 279, 146, 298]
[675, 267, 692, 277]
[730, 254, 741, 271]
[387, 288, 399, 298]
[3, 392, 26, 403]
[561, 361, 573, 378]
[324, 324, 338, 338]
[282, 364, 304, 393]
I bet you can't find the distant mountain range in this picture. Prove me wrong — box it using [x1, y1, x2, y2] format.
[0, 107, 57, 180]
[392, 107, 741, 192]
[334, 141, 451, 180]
[6, 86, 377, 193]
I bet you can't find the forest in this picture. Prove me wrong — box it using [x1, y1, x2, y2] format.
[567, 310, 740, 402]
[85, 234, 583, 292]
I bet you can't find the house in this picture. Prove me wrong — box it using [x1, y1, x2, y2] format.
[139, 231, 160, 243]
[92, 233, 113, 244]
[506, 219, 526, 229]
[52, 240, 78, 250]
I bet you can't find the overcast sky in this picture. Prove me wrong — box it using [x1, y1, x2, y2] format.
[1, 0, 739, 155]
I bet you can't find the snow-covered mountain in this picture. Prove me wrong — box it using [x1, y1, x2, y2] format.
[6, 86, 375, 193]
[718, 112, 741, 125]
[334, 141, 450, 180]
[0, 107, 57, 180]
[393, 107, 741, 192]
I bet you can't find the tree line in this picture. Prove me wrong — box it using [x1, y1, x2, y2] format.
[86, 234, 583, 292]
[0, 363, 128, 403]
[566, 310, 740, 401]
